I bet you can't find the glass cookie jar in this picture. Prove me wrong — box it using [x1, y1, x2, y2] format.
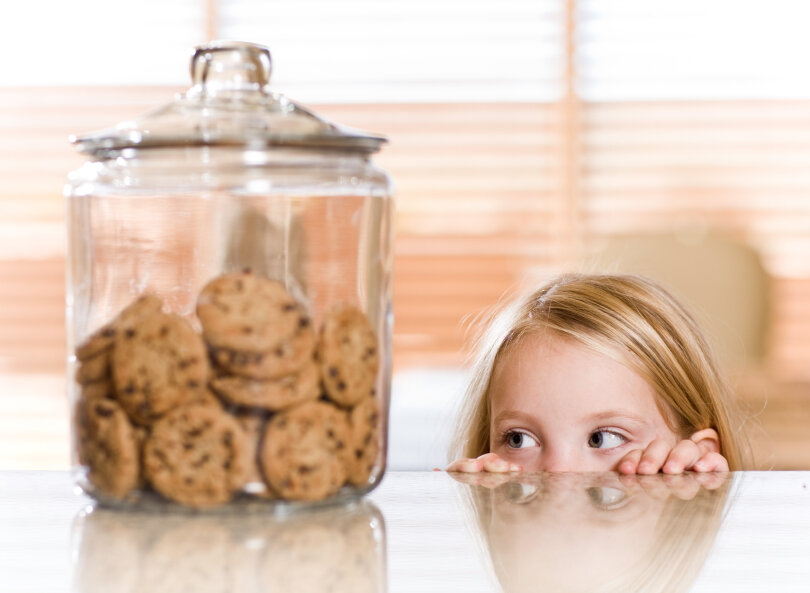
[65, 41, 393, 510]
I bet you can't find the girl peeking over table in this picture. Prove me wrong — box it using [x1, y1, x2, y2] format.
[447, 273, 752, 474]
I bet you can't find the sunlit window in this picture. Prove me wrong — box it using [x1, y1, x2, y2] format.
[2, 0, 810, 470]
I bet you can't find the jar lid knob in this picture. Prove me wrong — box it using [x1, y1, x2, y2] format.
[190, 41, 272, 91]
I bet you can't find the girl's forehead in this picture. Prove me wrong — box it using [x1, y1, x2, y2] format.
[490, 332, 665, 420]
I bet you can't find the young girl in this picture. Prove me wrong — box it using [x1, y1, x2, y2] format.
[447, 273, 749, 474]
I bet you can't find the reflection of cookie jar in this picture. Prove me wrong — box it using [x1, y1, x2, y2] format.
[65, 41, 393, 510]
[71, 501, 387, 593]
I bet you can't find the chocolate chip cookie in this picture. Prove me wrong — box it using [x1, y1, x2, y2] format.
[75, 350, 111, 385]
[112, 312, 209, 425]
[317, 304, 379, 407]
[75, 294, 163, 362]
[259, 401, 351, 501]
[209, 317, 315, 380]
[348, 396, 382, 487]
[76, 396, 140, 500]
[196, 271, 309, 353]
[209, 361, 320, 411]
[143, 403, 250, 508]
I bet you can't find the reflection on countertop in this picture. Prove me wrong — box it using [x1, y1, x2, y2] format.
[71, 500, 386, 593]
[449, 471, 734, 593]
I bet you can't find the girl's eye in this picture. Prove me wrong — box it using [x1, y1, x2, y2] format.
[505, 430, 538, 449]
[587, 430, 627, 449]
[586, 486, 629, 509]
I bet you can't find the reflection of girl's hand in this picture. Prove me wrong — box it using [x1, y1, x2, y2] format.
[618, 471, 730, 501]
[617, 429, 728, 475]
[446, 471, 517, 489]
[446, 452, 522, 474]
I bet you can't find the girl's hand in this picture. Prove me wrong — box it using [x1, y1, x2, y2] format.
[446, 452, 522, 473]
[617, 428, 728, 475]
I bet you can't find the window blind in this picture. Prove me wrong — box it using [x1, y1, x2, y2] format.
[218, 0, 564, 103]
[3, 0, 810, 386]
[576, 1, 810, 380]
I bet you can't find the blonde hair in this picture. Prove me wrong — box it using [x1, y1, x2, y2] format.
[451, 273, 749, 470]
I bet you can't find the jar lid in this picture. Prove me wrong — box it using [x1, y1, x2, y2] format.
[72, 41, 387, 156]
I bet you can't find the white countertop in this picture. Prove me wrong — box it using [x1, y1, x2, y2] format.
[2, 470, 810, 592]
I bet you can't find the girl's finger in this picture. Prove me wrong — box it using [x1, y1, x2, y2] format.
[637, 440, 672, 475]
[617, 448, 643, 474]
[478, 452, 520, 473]
[446, 458, 483, 473]
[662, 440, 700, 474]
[692, 452, 730, 473]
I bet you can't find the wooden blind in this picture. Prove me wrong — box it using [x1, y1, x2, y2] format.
[5, 1, 810, 471]
[576, 2, 810, 380]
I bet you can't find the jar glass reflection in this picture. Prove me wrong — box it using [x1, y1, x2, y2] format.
[71, 500, 387, 593]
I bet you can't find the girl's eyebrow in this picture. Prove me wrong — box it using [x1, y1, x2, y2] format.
[492, 410, 539, 426]
[584, 410, 649, 426]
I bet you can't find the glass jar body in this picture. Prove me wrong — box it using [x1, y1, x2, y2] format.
[66, 146, 393, 510]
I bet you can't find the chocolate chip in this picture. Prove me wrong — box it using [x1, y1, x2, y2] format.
[101, 328, 116, 338]
[242, 326, 253, 334]
[159, 325, 169, 337]
[337, 381, 346, 391]
[94, 404, 114, 418]
[283, 303, 297, 312]
[124, 328, 136, 338]
[154, 449, 170, 468]
[299, 317, 310, 328]
[329, 367, 339, 378]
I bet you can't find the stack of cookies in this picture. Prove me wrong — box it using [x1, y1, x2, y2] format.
[73, 271, 382, 509]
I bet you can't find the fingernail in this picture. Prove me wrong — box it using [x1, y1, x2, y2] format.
[694, 462, 705, 471]
[510, 464, 522, 472]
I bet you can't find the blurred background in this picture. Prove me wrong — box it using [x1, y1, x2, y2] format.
[2, 0, 810, 471]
